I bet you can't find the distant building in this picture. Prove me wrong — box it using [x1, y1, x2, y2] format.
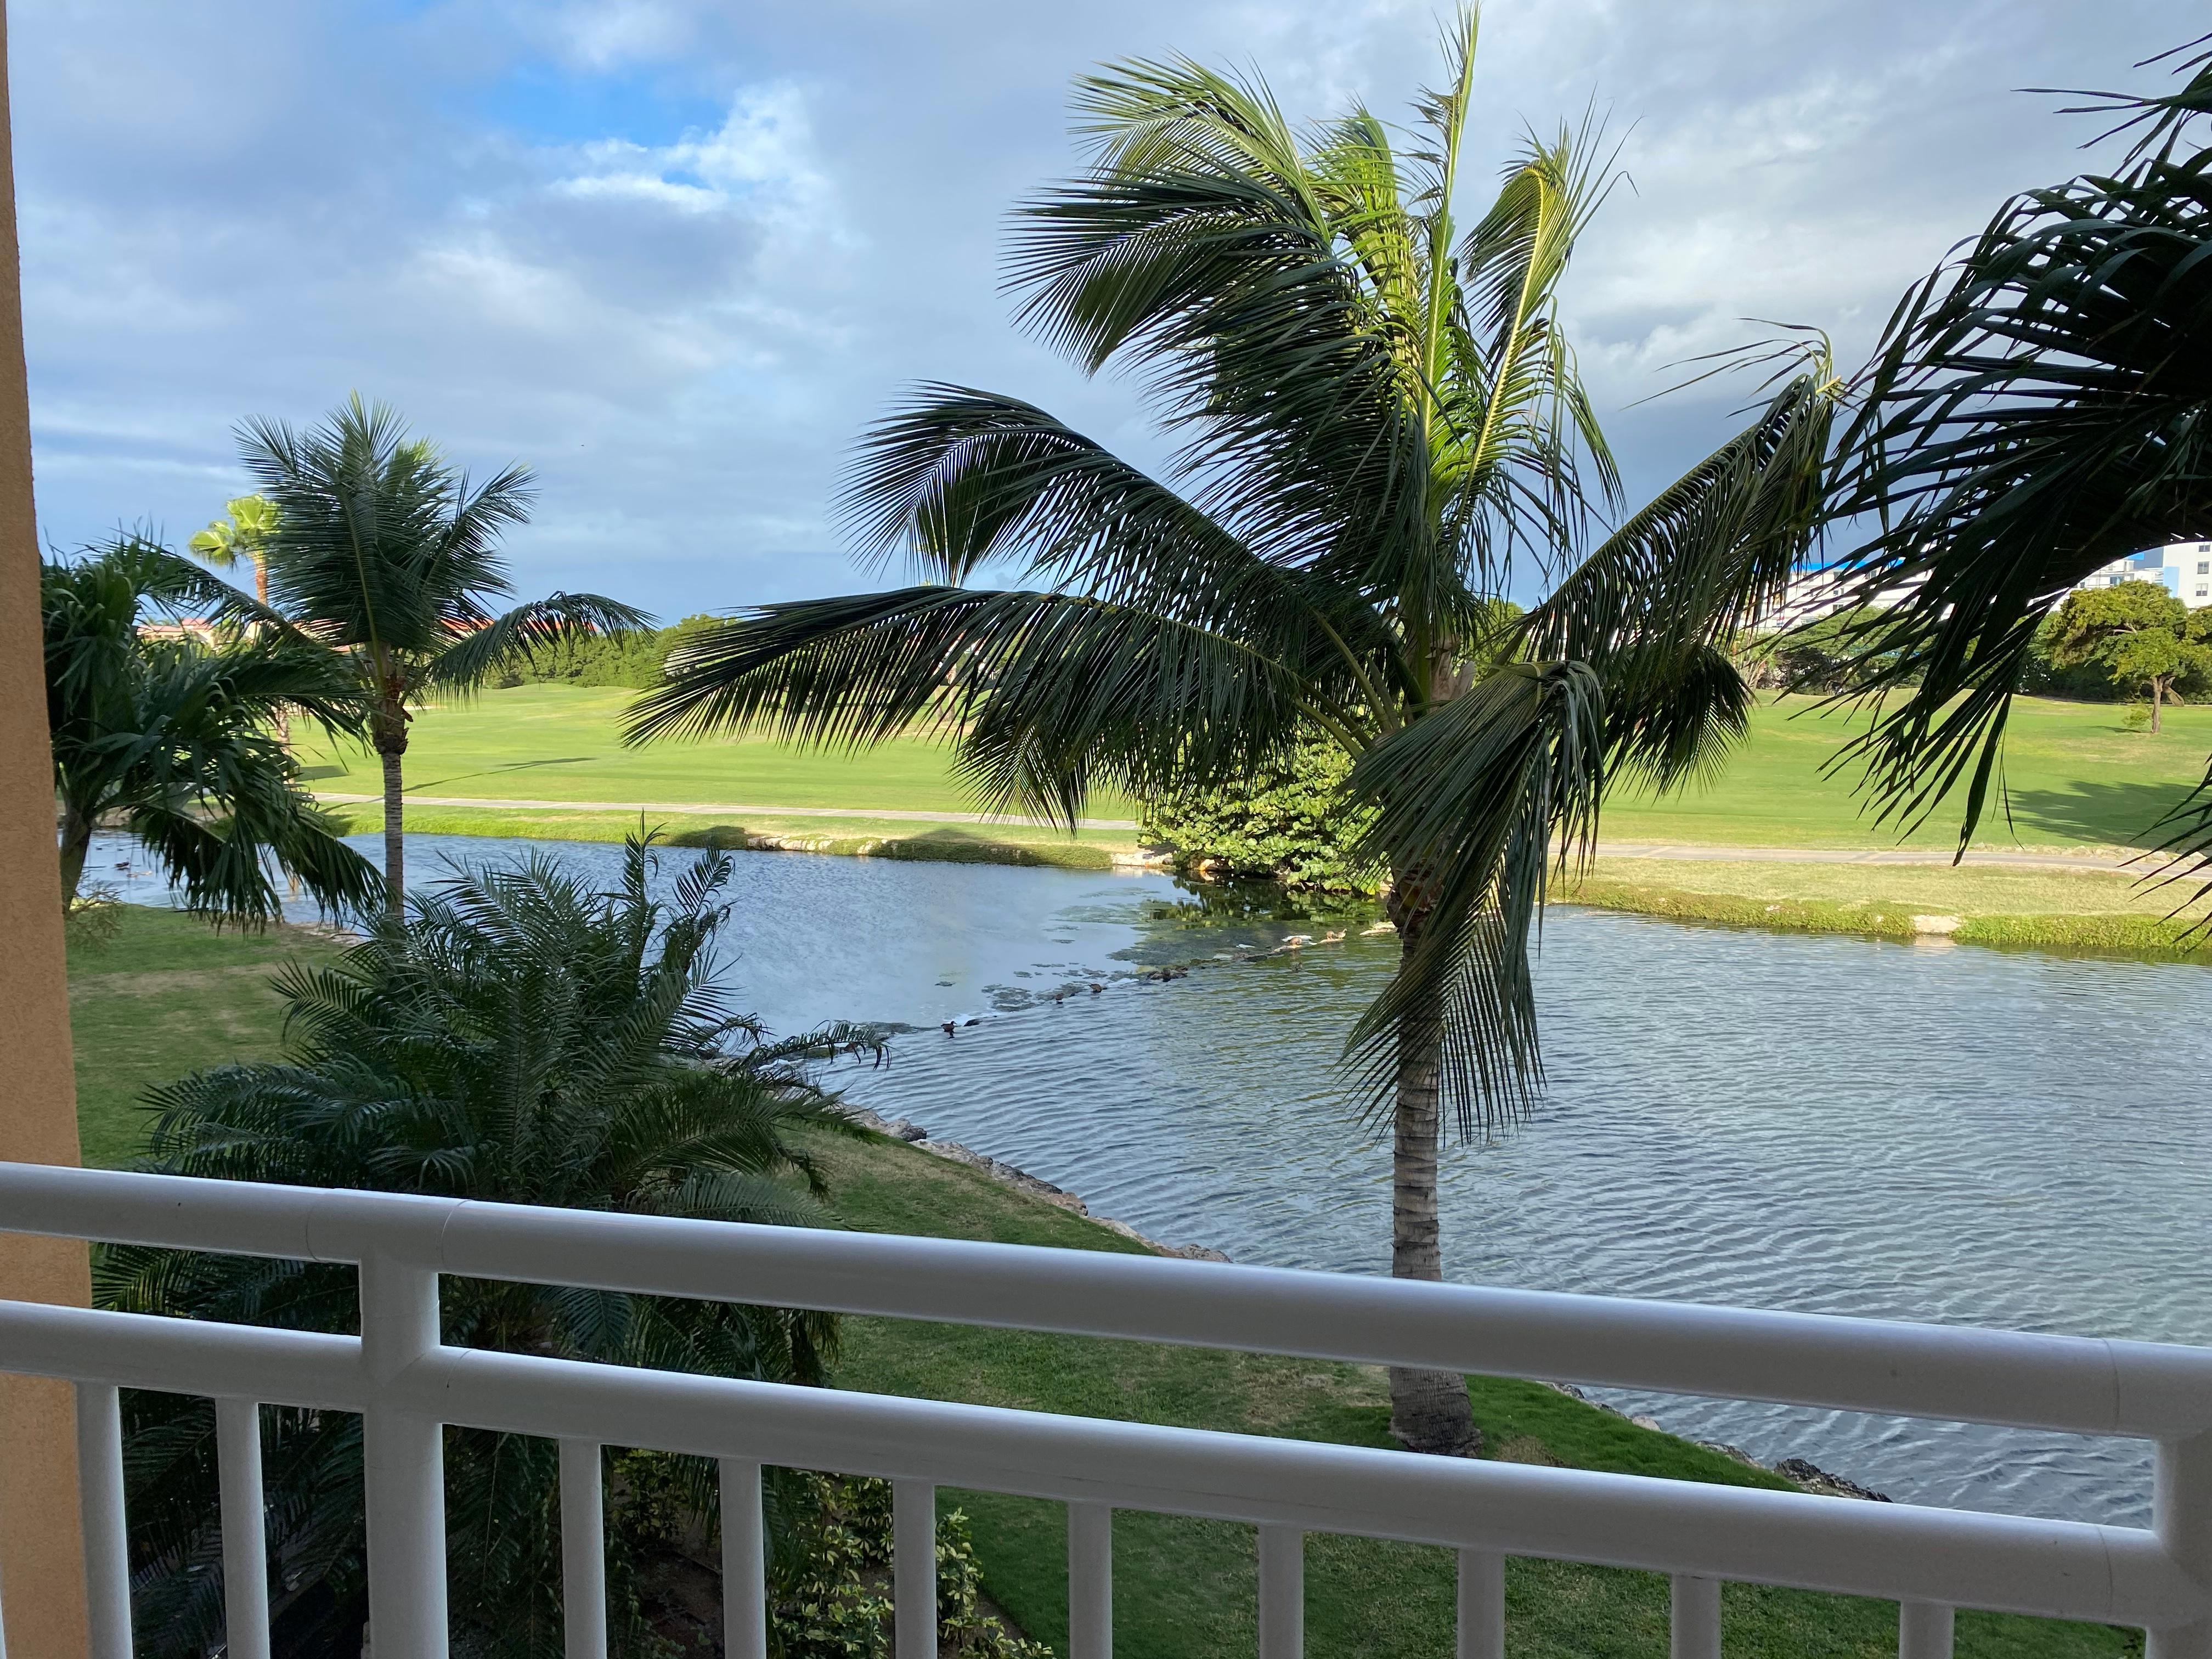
[1752, 568, 1921, 634]
[2075, 541, 2212, 608]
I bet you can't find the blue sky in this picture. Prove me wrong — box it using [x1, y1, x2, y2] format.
[11, 1, 2207, 622]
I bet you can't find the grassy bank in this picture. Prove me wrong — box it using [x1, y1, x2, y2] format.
[320, 801, 1136, 872]
[67, 911, 2140, 1657]
[1564, 857, 2210, 960]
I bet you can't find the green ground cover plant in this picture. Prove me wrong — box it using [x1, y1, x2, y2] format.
[70, 910, 2143, 1657]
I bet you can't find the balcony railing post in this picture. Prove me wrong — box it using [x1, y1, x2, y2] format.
[559, 1440, 607, 1659]
[893, 1480, 936, 1659]
[75, 1381, 129, 1659]
[719, 1459, 768, 1659]
[1669, 1574, 1720, 1659]
[1257, 1525, 1302, 1659]
[1067, 1502, 1113, 1659]
[1455, 1549, 1504, 1659]
[2153, 1431, 2212, 1659]
[359, 1255, 449, 1659]
[216, 1398, 272, 1659]
[1899, 1601, 1954, 1659]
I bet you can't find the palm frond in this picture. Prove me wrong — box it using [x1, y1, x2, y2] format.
[1343, 662, 1605, 1135]
[426, 593, 654, 693]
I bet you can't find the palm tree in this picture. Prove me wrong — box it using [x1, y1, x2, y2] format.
[43, 535, 380, 921]
[188, 494, 280, 606]
[1823, 38, 2212, 866]
[628, 18, 1836, 1454]
[100, 837, 876, 1657]
[238, 396, 649, 914]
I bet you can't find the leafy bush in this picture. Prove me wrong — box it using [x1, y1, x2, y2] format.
[769, 1476, 1049, 1659]
[1141, 731, 1375, 892]
[499, 615, 724, 690]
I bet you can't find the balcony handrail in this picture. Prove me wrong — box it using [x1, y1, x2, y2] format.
[1, 1161, 2208, 1659]
[2, 1161, 2207, 1438]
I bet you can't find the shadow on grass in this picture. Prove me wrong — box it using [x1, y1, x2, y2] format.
[406, 757, 600, 792]
[2000, 777, 2204, 849]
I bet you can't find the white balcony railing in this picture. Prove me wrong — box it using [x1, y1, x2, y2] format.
[1, 1161, 2208, 1659]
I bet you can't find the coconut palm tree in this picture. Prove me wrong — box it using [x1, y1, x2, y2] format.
[43, 535, 380, 921]
[628, 17, 1837, 1454]
[1823, 38, 2212, 863]
[100, 837, 876, 1657]
[238, 396, 649, 915]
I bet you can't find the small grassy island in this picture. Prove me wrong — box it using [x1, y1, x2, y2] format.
[69, 909, 2142, 1657]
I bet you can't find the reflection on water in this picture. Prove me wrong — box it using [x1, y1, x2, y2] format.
[94, 828, 2212, 1525]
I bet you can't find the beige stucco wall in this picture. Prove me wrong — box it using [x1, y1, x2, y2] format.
[0, 0, 95, 1650]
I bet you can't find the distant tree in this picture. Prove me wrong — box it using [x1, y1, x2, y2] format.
[2045, 581, 2212, 731]
[100, 839, 873, 1658]
[43, 536, 379, 921]
[237, 396, 648, 914]
[188, 494, 280, 606]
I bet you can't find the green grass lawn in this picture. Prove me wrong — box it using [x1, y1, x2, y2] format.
[294, 685, 1137, 822]
[67, 910, 2141, 1658]
[1601, 693, 2212, 851]
[299, 684, 2211, 855]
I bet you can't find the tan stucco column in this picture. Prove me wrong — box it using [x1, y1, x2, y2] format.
[0, 0, 94, 1652]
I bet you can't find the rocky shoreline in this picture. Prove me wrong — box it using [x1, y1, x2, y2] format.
[847, 1104, 1891, 1503]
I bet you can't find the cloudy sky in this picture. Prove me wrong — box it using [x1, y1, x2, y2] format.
[9, 1, 2204, 620]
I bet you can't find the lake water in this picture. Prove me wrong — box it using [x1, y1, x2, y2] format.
[89, 828, 2212, 1527]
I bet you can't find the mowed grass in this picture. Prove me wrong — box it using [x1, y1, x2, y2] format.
[298, 685, 2211, 854]
[65, 910, 2142, 1659]
[292, 685, 1138, 821]
[1602, 694, 2212, 851]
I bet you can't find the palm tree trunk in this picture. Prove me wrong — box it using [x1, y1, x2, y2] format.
[57, 802, 93, 911]
[1383, 882, 1481, 1457]
[374, 715, 407, 919]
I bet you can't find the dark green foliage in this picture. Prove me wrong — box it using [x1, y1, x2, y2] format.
[98, 838, 875, 1659]
[42, 535, 380, 922]
[500, 616, 725, 690]
[1744, 607, 1910, 696]
[2042, 580, 2212, 729]
[1142, 731, 1371, 891]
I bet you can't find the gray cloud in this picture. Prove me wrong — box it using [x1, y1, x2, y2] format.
[12, 0, 2203, 617]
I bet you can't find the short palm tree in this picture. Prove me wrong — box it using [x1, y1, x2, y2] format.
[100, 837, 872, 1657]
[239, 396, 648, 913]
[630, 17, 1835, 1454]
[43, 536, 380, 921]
[1825, 41, 2212, 861]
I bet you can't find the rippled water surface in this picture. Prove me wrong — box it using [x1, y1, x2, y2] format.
[97, 829, 2212, 1524]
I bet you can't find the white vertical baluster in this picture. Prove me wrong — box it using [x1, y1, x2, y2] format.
[1455, 1549, 1504, 1659]
[216, 1398, 272, 1659]
[359, 1256, 449, 1659]
[1670, 1574, 1720, 1659]
[2154, 1431, 2212, 1659]
[76, 1381, 130, 1659]
[893, 1481, 936, 1659]
[1067, 1503, 1113, 1659]
[1899, 1601, 1955, 1659]
[719, 1459, 767, 1659]
[559, 1440, 607, 1659]
[1257, 1526, 1302, 1659]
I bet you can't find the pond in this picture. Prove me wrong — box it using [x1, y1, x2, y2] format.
[87, 828, 2212, 1527]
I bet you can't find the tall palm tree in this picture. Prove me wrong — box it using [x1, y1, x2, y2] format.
[100, 838, 874, 1657]
[1824, 37, 2212, 866]
[188, 494, 280, 606]
[43, 535, 380, 921]
[629, 17, 1836, 1454]
[239, 396, 649, 914]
